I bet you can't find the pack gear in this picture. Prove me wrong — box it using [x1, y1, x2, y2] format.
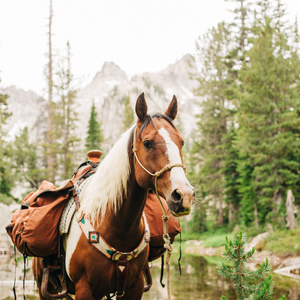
[6, 149, 181, 298]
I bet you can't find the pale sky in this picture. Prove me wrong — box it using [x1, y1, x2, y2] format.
[0, 0, 299, 96]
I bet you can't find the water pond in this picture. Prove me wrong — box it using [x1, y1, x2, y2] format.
[1, 254, 300, 300]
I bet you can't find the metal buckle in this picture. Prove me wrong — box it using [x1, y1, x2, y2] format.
[112, 252, 133, 261]
[163, 234, 170, 244]
[115, 291, 125, 298]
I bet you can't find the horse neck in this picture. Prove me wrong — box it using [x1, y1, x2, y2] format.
[117, 172, 148, 235]
[97, 154, 148, 250]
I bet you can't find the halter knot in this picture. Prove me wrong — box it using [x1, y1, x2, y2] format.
[164, 243, 173, 254]
[162, 215, 169, 221]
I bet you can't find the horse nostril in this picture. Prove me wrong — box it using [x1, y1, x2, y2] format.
[171, 189, 182, 202]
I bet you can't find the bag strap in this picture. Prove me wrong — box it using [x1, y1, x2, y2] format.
[160, 254, 165, 288]
[22, 242, 28, 300]
[13, 246, 16, 300]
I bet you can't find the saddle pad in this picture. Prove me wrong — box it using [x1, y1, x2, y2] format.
[59, 196, 75, 235]
[59, 175, 93, 235]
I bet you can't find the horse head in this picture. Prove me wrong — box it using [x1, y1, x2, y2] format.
[134, 93, 195, 217]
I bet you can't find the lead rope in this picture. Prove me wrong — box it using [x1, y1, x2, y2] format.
[132, 127, 186, 300]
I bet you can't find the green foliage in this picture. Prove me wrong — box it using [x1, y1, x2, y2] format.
[122, 96, 134, 131]
[222, 125, 241, 224]
[0, 78, 14, 197]
[194, 21, 233, 225]
[218, 231, 276, 300]
[54, 41, 81, 178]
[85, 102, 104, 152]
[235, 5, 300, 224]
[202, 234, 228, 248]
[264, 228, 300, 256]
[181, 225, 232, 248]
[189, 186, 207, 233]
[191, 0, 300, 231]
[0, 193, 15, 205]
[13, 127, 44, 190]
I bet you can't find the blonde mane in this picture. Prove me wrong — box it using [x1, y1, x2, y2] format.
[79, 126, 134, 224]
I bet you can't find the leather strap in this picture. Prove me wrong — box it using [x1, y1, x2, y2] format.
[115, 259, 129, 298]
[73, 189, 80, 211]
[72, 165, 92, 183]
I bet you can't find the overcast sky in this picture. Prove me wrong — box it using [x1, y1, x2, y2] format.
[0, 0, 299, 96]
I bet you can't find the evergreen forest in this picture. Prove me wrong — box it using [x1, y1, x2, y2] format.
[187, 0, 300, 244]
[1, 0, 300, 258]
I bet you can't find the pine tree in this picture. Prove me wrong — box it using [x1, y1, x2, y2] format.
[13, 127, 44, 190]
[194, 22, 233, 225]
[45, 0, 55, 182]
[122, 95, 134, 131]
[54, 41, 80, 179]
[0, 79, 14, 200]
[237, 151, 259, 228]
[218, 231, 273, 300]
[218, 231, 286, 300]
[236, 2, 300, 225]
[191, 186, 207, 233]
[85, 102, 104, 152]
[222, 125, 241, 225]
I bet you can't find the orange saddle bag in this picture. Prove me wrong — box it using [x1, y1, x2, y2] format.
[144, 193, 181, 261]
[6, 180, 73, 257]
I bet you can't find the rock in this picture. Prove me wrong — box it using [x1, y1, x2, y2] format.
[245, 232, 269, 252]
[0, 203, 12, 235]
[185, 240, 203, 246]
[184, 245, 223, 256]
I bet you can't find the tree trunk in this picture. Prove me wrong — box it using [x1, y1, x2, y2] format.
[286, 190, 298, 230]
[254, 202, 259, 229]
[219, 190, 224, 225]
[228, 202, 233, 224]
[46, 0, 54, 182]
[272, 191, 282, 213]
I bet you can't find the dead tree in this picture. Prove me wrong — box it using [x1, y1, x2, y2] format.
[286, 190, 298, 230]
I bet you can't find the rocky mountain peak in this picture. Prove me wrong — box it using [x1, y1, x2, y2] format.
[93, 61, 128, 83]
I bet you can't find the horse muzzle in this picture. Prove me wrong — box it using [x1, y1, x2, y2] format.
[167, 185, 195, 217]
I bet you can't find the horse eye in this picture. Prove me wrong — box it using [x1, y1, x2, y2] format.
[182, 141, 185, 147]
[143, 141, 152, 150]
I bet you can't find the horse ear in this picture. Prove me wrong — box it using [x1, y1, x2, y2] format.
[135, 93, 148, 123]
[164, 95, 178, 120]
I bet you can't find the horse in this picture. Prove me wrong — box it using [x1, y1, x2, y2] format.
[33, 92, 195, 300]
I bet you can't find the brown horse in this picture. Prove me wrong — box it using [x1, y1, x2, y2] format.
[33, 93, 195, 299]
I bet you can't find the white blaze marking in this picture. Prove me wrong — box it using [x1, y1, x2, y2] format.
[63, 213, 81, 281]
[158, 128, 191, 190]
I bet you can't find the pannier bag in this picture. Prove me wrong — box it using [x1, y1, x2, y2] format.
[6, 150, 101, 257]
[6, 180, 74, 257]
[144, 192, 181, 261]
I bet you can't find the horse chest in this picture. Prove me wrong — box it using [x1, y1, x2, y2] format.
[64, 212, 149, 297]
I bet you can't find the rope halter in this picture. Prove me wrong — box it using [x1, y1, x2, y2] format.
[132, 126, 187, 250]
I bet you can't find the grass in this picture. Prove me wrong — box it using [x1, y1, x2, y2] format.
[176, 221, 300, 257]
[264, 228, 300, 256]
[177, 227, 232, 249]
[201, 234, 228, 247]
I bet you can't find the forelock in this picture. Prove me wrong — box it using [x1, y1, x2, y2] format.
[137, 113, 177, 139]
